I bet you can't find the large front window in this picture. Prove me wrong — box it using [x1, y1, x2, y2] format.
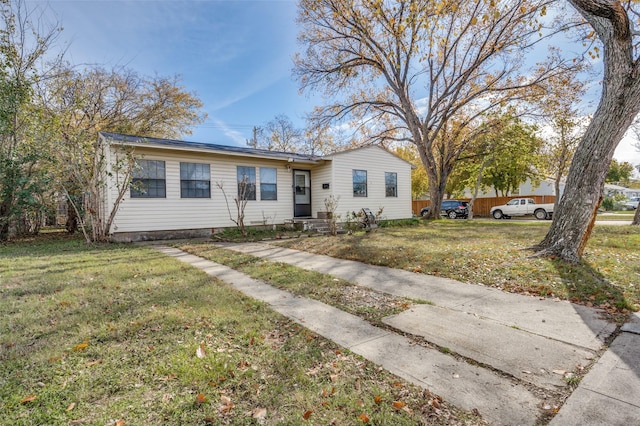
[180, 162, 210, 198]
[237, 166, 256, 200]
[131, 159, 166, 198]
[260, 167, 277, 200]
[353, 169, 367, 197]
[385, 172, 397, 197]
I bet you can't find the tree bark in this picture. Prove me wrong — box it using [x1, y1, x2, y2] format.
[534, 0, 640, 262]
[632, 205, 640, 226]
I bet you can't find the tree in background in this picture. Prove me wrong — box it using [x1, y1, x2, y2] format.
[605, 159, 634, 186]
[481, 120, 544, 197]
[534, 0, 640, 261]
[0, 0, 62, 241]
[40, 65, 206, 242]
[537, 73, 588, 212]
[394, 145, 428, 200]
[295, 0, 575, 219]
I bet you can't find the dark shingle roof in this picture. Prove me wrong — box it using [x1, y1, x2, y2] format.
[100, 132, 324, 164]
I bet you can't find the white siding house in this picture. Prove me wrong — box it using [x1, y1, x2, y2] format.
[100, 133, 413, 241]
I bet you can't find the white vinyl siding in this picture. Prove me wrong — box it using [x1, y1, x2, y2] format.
[104, 141, 412, 236]
[107, 147, 296, 233]
[328, 146, 412, 220]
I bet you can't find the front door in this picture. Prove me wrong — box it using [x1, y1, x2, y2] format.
[294, 170, 311, 217]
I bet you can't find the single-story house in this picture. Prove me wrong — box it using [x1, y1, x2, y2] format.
[100, 132, 413, 241]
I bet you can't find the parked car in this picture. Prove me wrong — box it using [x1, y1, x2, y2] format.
[623, 197, 639, 210]
[490, 198, 554, 220]
[420, 200, 469, 219]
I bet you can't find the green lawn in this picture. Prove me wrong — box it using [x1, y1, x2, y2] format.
[0, 235, 483, 425]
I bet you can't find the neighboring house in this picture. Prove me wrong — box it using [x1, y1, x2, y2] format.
[603, 183, 639, 198]
[100, 133, 413, 241]
[462, 178, 564, 198]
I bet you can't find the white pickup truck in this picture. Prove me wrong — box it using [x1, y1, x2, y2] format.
[490, 198, 554, 220]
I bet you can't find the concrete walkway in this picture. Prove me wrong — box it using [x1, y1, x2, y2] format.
[154, 243, 640, 425]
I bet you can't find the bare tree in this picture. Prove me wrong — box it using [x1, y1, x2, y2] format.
[534, 0, 640, 261]
[40, 65, 206, 241]
[295, 0, 575, 219]
[216, 180, 250, 237]
[537, 73, 588, 213]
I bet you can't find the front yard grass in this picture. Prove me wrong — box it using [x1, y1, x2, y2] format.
[274, 220, 640, 316]
[0, 236, 483, 425]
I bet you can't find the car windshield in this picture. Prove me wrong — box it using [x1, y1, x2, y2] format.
[506, 199, 520, 206]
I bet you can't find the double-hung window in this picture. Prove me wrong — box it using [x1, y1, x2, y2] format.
[352, 169, 367, 197]
[237, 166, 256, 200]
[385, 172, 397, 197]
[180, 162, 211, 198]
[131, 159, 166, 198]
[260, 167, 277, 200]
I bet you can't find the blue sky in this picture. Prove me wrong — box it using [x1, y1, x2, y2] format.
[34, 0, 315, 146]
[30, 0, 640, 167]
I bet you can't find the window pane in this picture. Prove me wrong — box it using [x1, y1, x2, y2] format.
[180, 163, 211, 198]
[131, 160, 166, 198]
[385, 172, 397, 197]
[260, 168, 277, 200]
[237, 166, 256, 200]
[353, 169, 367, 197]
[261, 167, 277, 184]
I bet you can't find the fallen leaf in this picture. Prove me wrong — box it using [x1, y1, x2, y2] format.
[86, 359, 103, 367]
[552, 369, 566, 375]
[430, 398, 441, 409]
[66, 402, 76, 411]
[219, 395, 234, 413]
[196, 342, 206, 359]
[20, 395, 36, 404]
[303, 410, 313, 420]
[251, 407, 267, 419]
[195, 393, 207, 404]
[359, 413, 370, 423]
[72, 342, 88, 351]
[115, 420, 125, 426]
[374, 395, 382, 404]
[392, 401, 406, 410]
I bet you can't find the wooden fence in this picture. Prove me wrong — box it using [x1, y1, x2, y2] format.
[412, 195, 557, 218]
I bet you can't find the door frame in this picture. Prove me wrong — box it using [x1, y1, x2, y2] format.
[293, 169, 311, 217]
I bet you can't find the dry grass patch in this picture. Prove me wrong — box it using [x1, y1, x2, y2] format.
[1, 236, 484, 425]
[275, 220, 640, 317]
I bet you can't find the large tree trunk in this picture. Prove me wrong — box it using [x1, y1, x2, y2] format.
[534, 0, 640, 262]
[632, 205, 640, 226]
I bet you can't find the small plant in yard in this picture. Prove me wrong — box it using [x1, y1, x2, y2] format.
[0, 236, 484, 425]
[323, 195, 341, 236]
